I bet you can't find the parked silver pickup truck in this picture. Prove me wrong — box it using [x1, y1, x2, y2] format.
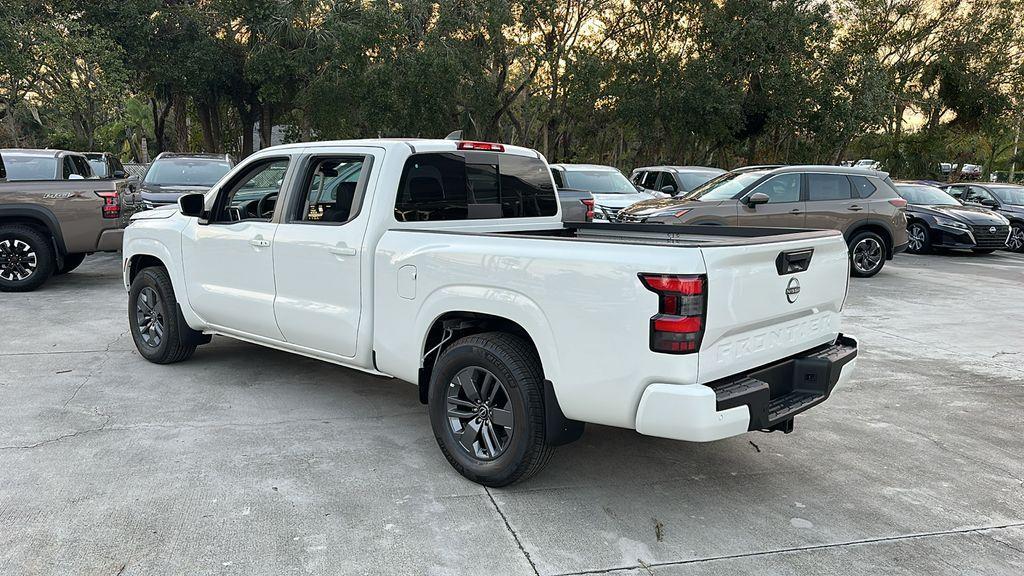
[0, 149, 134, 291]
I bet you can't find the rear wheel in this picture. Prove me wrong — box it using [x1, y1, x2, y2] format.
[849, 231, 887, 278]
[1008, 223, 1024, 252]
[428, 332, 554, 487]
[55, 253, 87, 275]
[906, 222, 930, 254]
[129, 266, 196, 364]
[0, 224, 54, 292]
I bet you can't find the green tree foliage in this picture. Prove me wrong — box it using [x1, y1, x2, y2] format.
[1, 0, 1022, 178]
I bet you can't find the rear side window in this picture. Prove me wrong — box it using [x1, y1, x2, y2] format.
[850, 176, 876, 198]
[395, 152, 557, 221]
[807, 174, 852, 201]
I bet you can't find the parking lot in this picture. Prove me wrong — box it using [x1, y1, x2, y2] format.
[2, 251, 1023, 575]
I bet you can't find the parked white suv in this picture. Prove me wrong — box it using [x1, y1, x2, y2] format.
[123, 139, 858, 486]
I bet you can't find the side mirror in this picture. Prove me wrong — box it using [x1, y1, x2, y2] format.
[634, 184, 645, 192]
[660, 185, 677, 195]
[113, 169, 127, 178]
[980, 198, 997, 207]
[178, 193, 206, 218]
[746, 192, 770, 206]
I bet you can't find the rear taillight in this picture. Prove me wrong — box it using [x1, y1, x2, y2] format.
[457, 141, 505, 152]
[96, 191, 120, 219]
[888, 198, 908, 208]
[581, 199, 595, 221]
[639, 273, 706, 354]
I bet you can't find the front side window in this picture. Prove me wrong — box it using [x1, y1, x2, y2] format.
[210, 159, 289, 222]
[395, 152, 557, 221]
[807, 174, 852, 201]
[62, 157, 77, 179]
[641, 171, 660, 189]
[963, 186, 994, 204]
[749, 173, 801, 203]
[551, 168, 565, 188]
[292, 157, 365, 223]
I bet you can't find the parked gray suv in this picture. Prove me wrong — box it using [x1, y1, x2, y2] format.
[618, 165, 909, 277]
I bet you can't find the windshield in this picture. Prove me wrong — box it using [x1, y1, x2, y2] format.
[992, 186, 1024, 205]
[144, 158, 231, 187]
[896, 185, 960, 206]
[684, 171, 766, 201]
[562, 169, 636, 194]
[4, 155, 58, 180]
[677, 171, 723, 191]
[87, 159, 108, 178]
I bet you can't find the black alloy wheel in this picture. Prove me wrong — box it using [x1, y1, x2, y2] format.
[849, 231, 887, 277]
[0, 224, 54, 292]
[128, 266, 197, 364]
[135, 286, 166, 348]
[445, 366, 515, 461]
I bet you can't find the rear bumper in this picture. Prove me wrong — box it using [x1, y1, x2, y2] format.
[96, 228, 124, 252]
[635, 335, 858, 442]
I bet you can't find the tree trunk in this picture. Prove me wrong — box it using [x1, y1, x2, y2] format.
[151, 97, 172, 153]
[259, 103, 273, 149]
[196, 102, 217, 152]
[173, 93, 189, 152]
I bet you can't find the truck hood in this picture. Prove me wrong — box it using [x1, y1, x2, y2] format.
[131, 204, 179, 220]
[911, 204, 1008, 224]
[139, 184, 211, 203]
[592, 191, 666, 209]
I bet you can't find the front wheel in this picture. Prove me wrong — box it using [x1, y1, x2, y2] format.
[906, 223, 930, 254]
[1008, 223, 1024, 252]
[428, 332, 554, 487]
[128, 266, 196, 364]
[849, 231, 888, 278]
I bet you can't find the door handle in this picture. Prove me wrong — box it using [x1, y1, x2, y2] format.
[847, 205, 864, 211]
[789, 209, 803, 214]
[328, 246, 357, 257]
[249, 238, 271, 248]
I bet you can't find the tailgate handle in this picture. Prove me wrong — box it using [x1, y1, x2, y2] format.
[776, 248, 813, 275]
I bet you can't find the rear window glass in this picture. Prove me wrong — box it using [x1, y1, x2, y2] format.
[807, 174, 852, 201]
[850, 176, 876, 198]
[5, 155, 58, 180]
[395, 152, 557, 221]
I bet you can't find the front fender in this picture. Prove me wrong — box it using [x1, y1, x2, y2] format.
[122, 236, 201, 329]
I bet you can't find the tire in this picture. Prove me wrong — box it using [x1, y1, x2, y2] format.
[1008, 223, 1024, 253]
[906, 222, 930, 254]
[971, 248, 996, 254]
[128, 266, 196, 364]
[0, 224, 55, 292]
[849, 230, 887, 278]
[55, 253, 87, 275]
[428, 332, 555, 487]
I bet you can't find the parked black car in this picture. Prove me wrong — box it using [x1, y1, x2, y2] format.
[895, 182, 1010, 254]
[942, 182, 1024, 252]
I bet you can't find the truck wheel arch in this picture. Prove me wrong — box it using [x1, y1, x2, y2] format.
[126, 253, 167, 282]
[418, 310, 582, 447]
[0, 205, 67, 256]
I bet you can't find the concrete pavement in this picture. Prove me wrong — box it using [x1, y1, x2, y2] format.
[1, 251, 1022, 575]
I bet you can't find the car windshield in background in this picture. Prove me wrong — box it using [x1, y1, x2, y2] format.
[4, 155, 58, 180]
[896, 185, 960, 206]
[993, 187, 1024, 205]
[677, 171, 722, 191]
[144, 159, 231, 187]
[562, 170, 636, 194]
[684, 171, 766, 201]
[87, 159, 108, 178]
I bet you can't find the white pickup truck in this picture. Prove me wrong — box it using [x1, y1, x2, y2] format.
[122, 139, 858, 486]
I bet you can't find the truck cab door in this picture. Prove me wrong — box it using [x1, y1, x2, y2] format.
[180, 157, 292, 340]
[738, 173, 805, 227]
[271, 148, 381, 358]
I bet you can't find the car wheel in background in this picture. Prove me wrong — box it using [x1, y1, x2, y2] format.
[849, 231, 887, 278]
[128, 266, 197, 364]
[906, 223, 930, 254]
[428, 332, 554, 487]
[0, 224, 55, 292]
[1008, 223, 1024, 252]
[55, 253, 87, 275]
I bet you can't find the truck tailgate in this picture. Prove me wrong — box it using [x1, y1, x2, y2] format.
[697, 232, 849, 384]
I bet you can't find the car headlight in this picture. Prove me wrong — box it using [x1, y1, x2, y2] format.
[935, 217, 969, 230]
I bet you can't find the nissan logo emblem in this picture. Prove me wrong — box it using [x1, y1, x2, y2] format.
[786, 277, 801, 304]
[989, 226, 997, 233]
